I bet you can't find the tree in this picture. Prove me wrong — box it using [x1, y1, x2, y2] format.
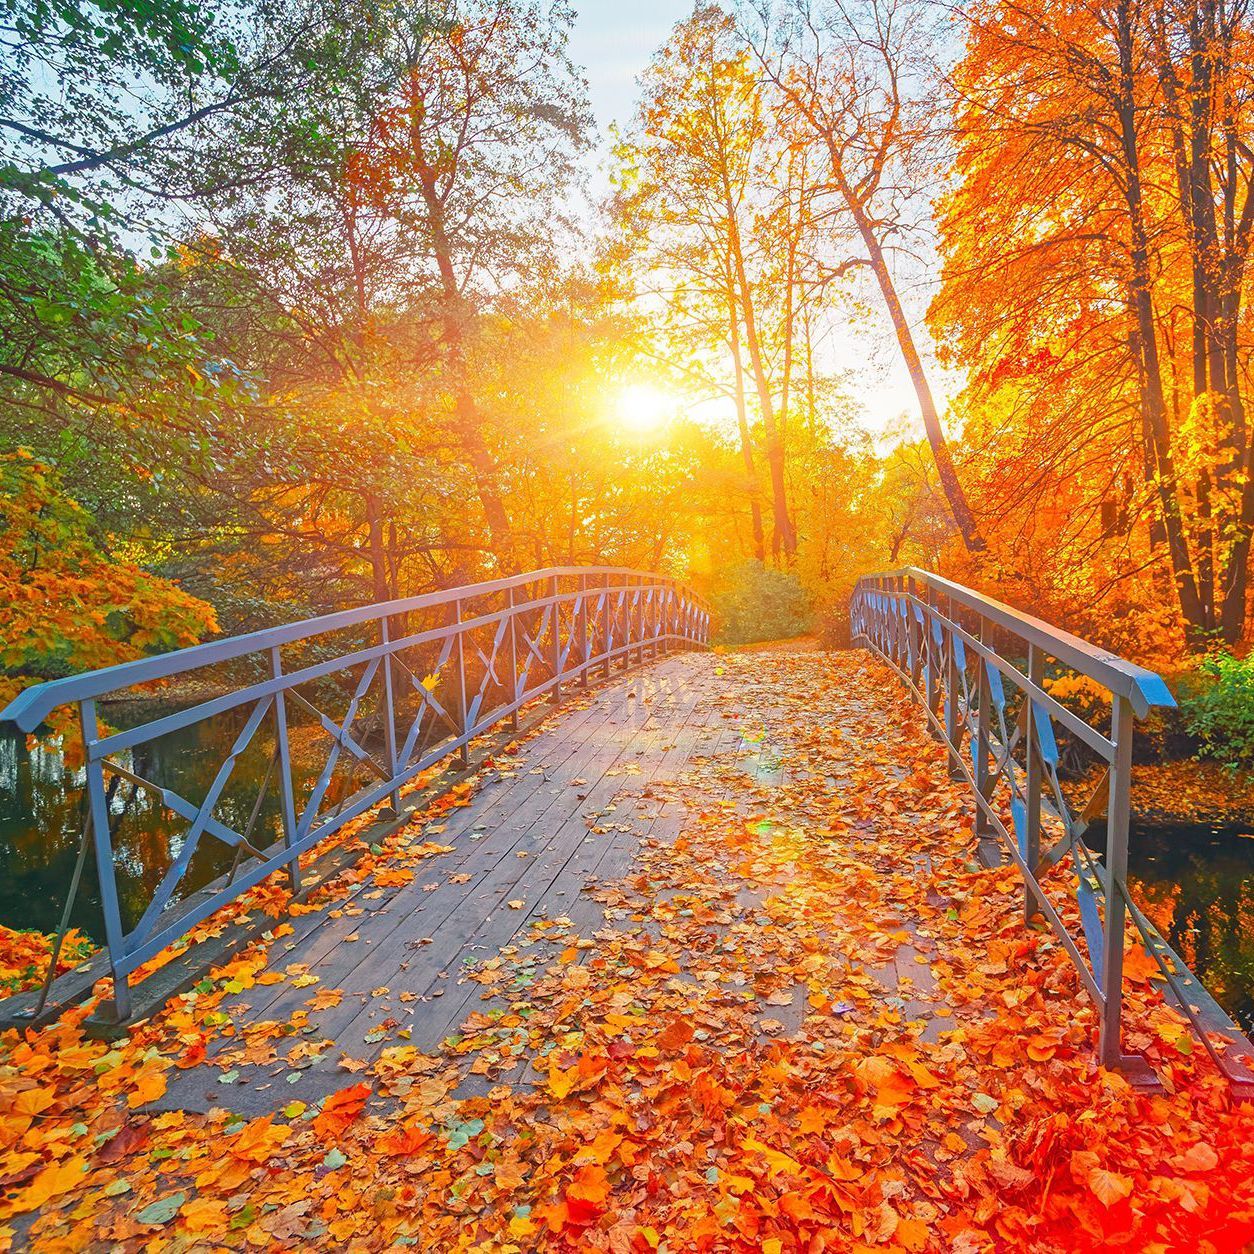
[748, 0, 987, 554]
[933, 0, 1254, 646]
[611, 5, 807, 561]
[359, 0, 593, 568]
[0, 452, 216, 724]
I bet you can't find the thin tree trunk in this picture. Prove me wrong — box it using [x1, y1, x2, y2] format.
[408, 76, 514, 569]
[716, 147, 796, 560]
[730, 296, 766, 562]
[366, 493, 389, 603]
[851, 200, 985, 553]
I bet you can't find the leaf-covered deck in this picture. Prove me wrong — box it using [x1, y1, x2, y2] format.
[4, 650, 1252, 1250]
[162, 655, 721, 1115]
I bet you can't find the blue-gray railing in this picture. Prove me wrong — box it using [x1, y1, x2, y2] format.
[852, 568, 1253, 1090]
[0, 567, 709, 1021]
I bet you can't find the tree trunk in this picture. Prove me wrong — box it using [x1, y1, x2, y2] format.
[1114, 22, 1209, 641]
[408, 78, 514, 569]
[729, 294, 766, 562]
[853, 206, 985, 554]
[366, 492, 390, 603]
[718, 159, 796, 560]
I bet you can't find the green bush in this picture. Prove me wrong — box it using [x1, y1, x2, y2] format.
[709, 560, 812, 647]
[1179, 652, 1254, 769]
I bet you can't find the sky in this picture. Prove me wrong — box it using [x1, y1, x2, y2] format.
[565, 1, 959, 444]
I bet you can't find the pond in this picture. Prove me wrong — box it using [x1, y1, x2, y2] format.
[1, 717, 1252, 1034]
[0, 701, 377, 947]
[1125, 815, 1254, 1032]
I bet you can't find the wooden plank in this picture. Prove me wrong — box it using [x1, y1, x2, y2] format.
[381, 675, 713, 1050]
[161, 660, 704, 1109]
[196, 682, 620, 1032]
[315, 666, 705, 1055]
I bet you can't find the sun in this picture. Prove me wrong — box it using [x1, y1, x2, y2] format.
[613, 382, 675, 435]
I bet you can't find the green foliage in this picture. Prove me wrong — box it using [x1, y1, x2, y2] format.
[0, 452, 217, 724]
[709, 560, 811, 647]
[1178, 653, 1254, 769]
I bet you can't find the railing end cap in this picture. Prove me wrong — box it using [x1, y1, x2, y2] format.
[0, 687, 43, 735]
[1129, 672, 1177, 717]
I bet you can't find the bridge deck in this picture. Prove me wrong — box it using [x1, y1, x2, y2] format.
[13, 648, 1248, 1249]
[161, 646, 969, 1125]
[163, 653, 731, 1113]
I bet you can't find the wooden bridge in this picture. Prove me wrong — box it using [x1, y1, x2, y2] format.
[2, 568, 1252, 1248]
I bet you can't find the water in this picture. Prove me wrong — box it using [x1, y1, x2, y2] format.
[1125, 816, 1254, 1033]
[0, 701, 373, 946]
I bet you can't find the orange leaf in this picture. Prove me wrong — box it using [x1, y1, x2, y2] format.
[377, 1121, 434, 1157]
[656, 1017, 694, 1051]
[547, 1060, 579, 1100]
[1088, 1166, 1134, 1207]
[564, 1164, 610, 1224]
[127, 1067, 168, 1109]
[12, 1156, 88, 1213]
[313, 1082, 372, 1140]
[230, 1116, 291, 1163]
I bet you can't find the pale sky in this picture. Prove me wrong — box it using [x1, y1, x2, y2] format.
[565, 0, 958, 444]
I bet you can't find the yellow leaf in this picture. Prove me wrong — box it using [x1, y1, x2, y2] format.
[1089, 1167, 1134, 1206]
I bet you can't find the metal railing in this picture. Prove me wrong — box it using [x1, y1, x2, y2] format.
[0, 567, 709, 1021]
[851, 568, 1252, 1087]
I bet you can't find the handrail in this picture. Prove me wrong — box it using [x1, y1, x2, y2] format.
[851, 568, 1253, 1092]
[1, 566, 709, 1022]
[1, 566, 706, 734]
[859, 568, 1175, 717]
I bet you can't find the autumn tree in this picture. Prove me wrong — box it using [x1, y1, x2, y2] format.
[934, 0, 1254, 646]
[746, 0, 986, 554]
[611, 5, 812, 562]
[0, 453, 216, 721]
[358, 0, 593, 568]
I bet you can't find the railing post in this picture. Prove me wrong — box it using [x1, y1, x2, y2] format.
[551, 574, 563, 704]
[637, 578, 646, 664]
[974, 631, 992, 838]
[380, 617, 401, 817]
[578, 573, 590, 686]
[1100, 694, 1134, 1069]
[603, 574, 613, 680]
[79, 699, 131, 1022]
[455, 599, 470, 767]
[1024, 644, 1044, 922]
[944, 595, 961, 779]
[270, 647, 301, 895]
[924, 586, 940, 734]
[907, 576, 922, 691]
[507, 586, 520, 731]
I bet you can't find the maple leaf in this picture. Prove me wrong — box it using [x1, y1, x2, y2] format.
[229, 1116, 291, 1163]
[564, 1164, 611, 1224]
[126, 1067, 168, 1109]
[313, 1083, 372, 1140]
[180, 1196, 228, 1232]
[12, 1156, 88, 1213]
[377, 1121, 433, 1157]
[547, 1059, 579, 1100]
[655, 1016, 694, 1051]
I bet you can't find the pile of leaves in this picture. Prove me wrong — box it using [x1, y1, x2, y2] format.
[0, 927, 93, 997]
[0, 651, 1251, 1251]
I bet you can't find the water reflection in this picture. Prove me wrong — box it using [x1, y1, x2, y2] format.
[0, 702, 371, 941]
[1124, 817, 1254, 1033]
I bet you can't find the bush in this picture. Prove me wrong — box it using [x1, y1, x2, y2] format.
[1179, 652, 1254, 769]
[709, 560, 812, 647]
